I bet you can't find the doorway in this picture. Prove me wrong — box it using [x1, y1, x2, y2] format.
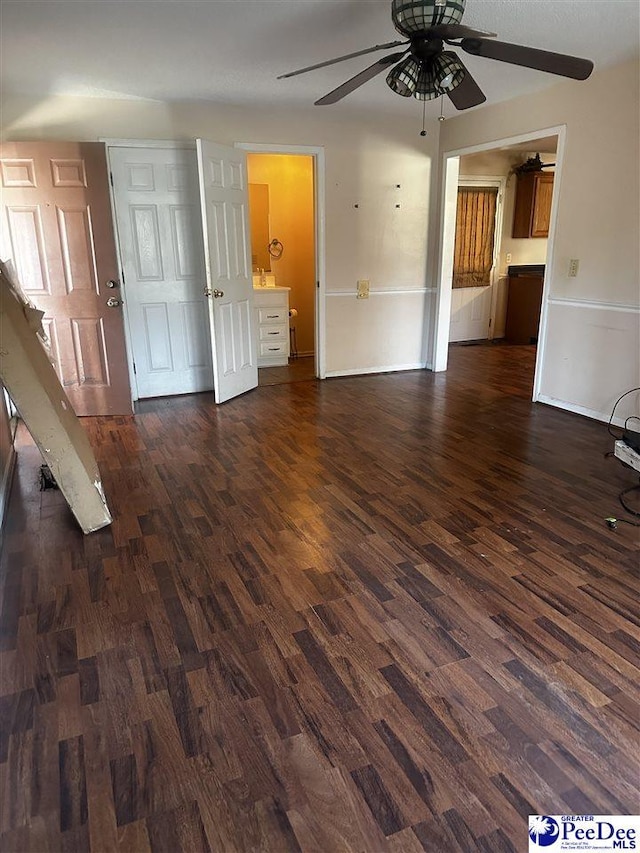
[449, 177, 504, 344]
[434, 126, 565, 400]
[237, 143, 326, 384]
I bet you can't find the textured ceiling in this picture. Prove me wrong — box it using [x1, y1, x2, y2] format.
[2, 0, 639, 119]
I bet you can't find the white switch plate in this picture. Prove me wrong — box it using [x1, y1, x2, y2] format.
[357, 279, 370, 299]
[505, 253, 512, 264]
[568, 259, 579, 277]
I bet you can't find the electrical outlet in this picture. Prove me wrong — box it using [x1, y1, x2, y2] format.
[357, 279, 370, 299]
[568, 259, 579, 278]
[506, 253, 512, 264]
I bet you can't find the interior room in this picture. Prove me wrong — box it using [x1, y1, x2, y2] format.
[0, 0, 638, 850]
[247, 152, 317, 386]
[446, 134, 559, 392]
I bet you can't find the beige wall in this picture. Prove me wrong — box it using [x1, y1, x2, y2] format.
[3, 97, 440, 375]
[247, 154, 316, 356]
[441, 59, 640, 422]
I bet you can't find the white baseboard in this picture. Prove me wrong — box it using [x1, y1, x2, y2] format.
[325, 362, 427, 378]
[536, 394, 624, 427]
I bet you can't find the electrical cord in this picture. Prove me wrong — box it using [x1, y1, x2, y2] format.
[604, 388, 640, 529]
[619, 481, 640, 517]
[607, 387, 640, 438]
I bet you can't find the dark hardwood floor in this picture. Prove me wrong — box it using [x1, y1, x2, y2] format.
[258, 356, 316, 387]
[1, 344, 638, 852]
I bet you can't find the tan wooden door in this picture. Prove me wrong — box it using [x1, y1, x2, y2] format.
[0, 142, 132, 415]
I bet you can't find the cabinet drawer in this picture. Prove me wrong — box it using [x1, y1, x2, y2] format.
[259, 324, 287, 342]
[258, 307, 288, 325]
[259, 341, 288, 357]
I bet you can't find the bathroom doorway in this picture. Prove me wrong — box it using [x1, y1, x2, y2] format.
[238, 143, 325, 385]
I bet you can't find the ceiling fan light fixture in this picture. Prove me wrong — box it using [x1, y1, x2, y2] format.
[431, 51, 465, 92]
[391, 0, 466, 37]
[414, 66, 441, 100]
[386, 56, 421, 97]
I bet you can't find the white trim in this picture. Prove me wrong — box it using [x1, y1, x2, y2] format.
[99, 138, 195, 150]
[326, 362, 427, 378]
[235, 142, 327, 379]
[547, 297, 640, 313]
[433, 156, 460, 371]
[326, 287, 435, 297]
[537, 395, 626, 428]
[104, 143, 142, 401]
[0, 444, 16, 544]
[532, 126, 566, 403]
[457, 175, 507, 341]
[442, 125, 567, 159]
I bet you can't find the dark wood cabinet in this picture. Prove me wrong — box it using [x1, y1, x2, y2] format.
[505, 267, 544, 344]
[512, 171, 554, 238]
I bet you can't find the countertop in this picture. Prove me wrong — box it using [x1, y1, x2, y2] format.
[508, 264, 545, 277]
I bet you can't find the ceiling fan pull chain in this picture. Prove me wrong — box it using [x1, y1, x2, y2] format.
[420, 98, 427, 136]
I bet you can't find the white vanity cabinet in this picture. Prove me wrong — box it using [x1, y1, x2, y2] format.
[253, 287, 290, 367]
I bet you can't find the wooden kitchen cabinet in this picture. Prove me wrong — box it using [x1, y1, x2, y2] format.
[512, 171, 554, 238]
[505, 267, 544, 344]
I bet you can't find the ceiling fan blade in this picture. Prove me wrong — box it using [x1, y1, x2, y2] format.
[429, 24, 497, 40]
[460, 38, 594, 80]
[315, 51, 408, 105]
[278, 41, 408, 79]
[447, 64, 487, 110]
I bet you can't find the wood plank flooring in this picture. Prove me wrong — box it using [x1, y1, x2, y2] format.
[1, 344, 638, 852]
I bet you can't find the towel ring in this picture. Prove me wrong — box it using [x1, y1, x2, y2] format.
[268, 239, 284, 259]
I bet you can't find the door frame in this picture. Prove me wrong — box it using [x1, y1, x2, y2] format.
[102, 138, 199, 402]
[234, 142, 326, 380]
[433, 124, 567, 403]
[452, 175, 506, 342]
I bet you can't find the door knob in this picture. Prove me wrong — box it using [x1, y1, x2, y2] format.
[105, 279, 119, 289]
[213, 289, 224, 298]
[106, 297, 122, 307]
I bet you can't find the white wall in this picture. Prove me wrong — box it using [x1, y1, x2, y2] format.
[441, 59, 640, 424]
[2, 97, 441, 376]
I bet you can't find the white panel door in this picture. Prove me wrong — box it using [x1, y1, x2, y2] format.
[109, 147, 213, 398]
[196, 139, 257, 404]
[449, 286, 492, 342]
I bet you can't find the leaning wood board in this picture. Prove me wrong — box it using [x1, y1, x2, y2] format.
[0, 261, 112, 532]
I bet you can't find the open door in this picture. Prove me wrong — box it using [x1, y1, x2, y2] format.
[196, 139, 257, 404]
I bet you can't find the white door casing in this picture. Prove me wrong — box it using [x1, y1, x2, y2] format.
[196, 139, 257, 404]
[108, 145, 213, 399]
[449, 177, 505, 344]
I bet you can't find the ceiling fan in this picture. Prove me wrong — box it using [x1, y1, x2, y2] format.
[278, 0, 594, 111]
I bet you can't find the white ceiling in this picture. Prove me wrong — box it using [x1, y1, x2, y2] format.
[2, 0, 639, 119]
